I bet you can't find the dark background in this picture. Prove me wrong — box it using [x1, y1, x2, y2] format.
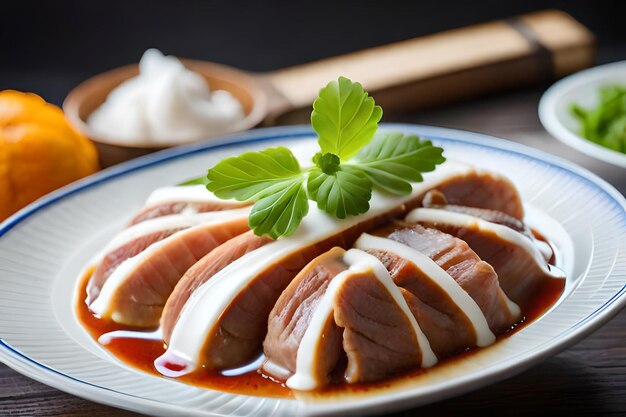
[1, 0, 624, 106]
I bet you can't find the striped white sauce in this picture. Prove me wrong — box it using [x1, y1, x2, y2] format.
[145, 184, 225, 205]
[285, 249, 436, 391]
[89, 208, 249, 320]
[405, 207, 560, 278]
[354, 233, 496, 347]
[100, 207, 250, 259]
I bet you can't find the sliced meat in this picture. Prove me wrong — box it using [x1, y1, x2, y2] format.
[89, 214, 249, 327]
[158, 211, 400, 372]
[130, 200, 248, 225]
[422, 190, 534, 239]
[364, 249, 478, 358]
[198, 235, 350, 370]
[264, 248, 433, 390]
[88, 228, 181, 303]
[161, 230, 273, 342]
[262, 247, 348, 386]
[384, 224, 519, 333]
[156, 164, 517, 373]
[406, 207, 560, 308]
[88, 209, 250, 305]
[433, 171, 524, 220]
[334, 266, 425, 384]
[129, 184, 249, 225]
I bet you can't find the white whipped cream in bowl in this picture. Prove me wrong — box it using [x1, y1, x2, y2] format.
[87, 49, 246, 146]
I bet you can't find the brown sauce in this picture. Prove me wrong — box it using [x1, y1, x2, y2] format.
[76, 232, 564, 399]
[77, 267, 291, 398]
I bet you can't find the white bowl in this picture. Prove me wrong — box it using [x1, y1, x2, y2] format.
[539, 61, 626, 168]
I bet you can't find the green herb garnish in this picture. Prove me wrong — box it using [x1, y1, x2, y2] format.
[570, 85, 626, 154]
[205, 76, 445, 239]
[350, 132, 446, 194]
[312, 76, 383, 160]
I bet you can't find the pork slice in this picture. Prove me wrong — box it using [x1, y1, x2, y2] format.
[422, 221, 555, 309]
[274, 248, 432, 390]
[406, 203, 558, 308]
[387, 225, 519, 333]
[88, 228, 182, 303]
[201, 238, 347, 369]
[434, 171, 524, 220]
[422, 189, 537, 242]
[130, 200, 249, 225]
[161, 230, 273, 342]
[366, 249, 476, 358]
[262, 247, 347, 384]
[89, 216, 249, 327]
[334, 270, 423, 384]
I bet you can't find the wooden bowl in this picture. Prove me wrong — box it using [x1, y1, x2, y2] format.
[63, 59, 268, 167]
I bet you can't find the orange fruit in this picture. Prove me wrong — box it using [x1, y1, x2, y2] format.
[0, 90, 99, 221]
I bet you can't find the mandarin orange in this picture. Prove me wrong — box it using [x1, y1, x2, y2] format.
[0, 90, 99, 221]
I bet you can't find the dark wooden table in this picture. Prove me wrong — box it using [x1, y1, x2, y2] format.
[1, 83, 625, 416]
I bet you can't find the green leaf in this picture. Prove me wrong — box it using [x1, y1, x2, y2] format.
[248, 179, 309, 239]
[177, 175, 209, 186]
[350, 132, 446, 194]
[307, 165, 372, 219]
[206, 147, 305, 201]
[311, 76, 383, 160]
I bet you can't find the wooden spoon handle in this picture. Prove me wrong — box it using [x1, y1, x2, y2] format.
[265, 10, 594, 115]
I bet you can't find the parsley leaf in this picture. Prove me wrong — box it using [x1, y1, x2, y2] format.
[206, 147, 309, 238]
[248, 179, 309, 239]
[307, 165, 372, 219]
[351, 132, 446, 194]
[206, 147, 304, 201]
[312, 76, 383, 160]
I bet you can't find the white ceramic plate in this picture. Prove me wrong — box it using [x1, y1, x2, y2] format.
[538, 60, 626, 168]
[0, 125, 625, 417]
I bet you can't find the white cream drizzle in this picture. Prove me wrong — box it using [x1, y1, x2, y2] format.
[145, 184, 225, 206]
[286, 249, 436, 391]
[89, 208, 250, 319]
[101, 207, 250, 258]
[155, 161, 473, 375]
[536, 240, 554, 262]
[98, 328, 162, 345]
[354, 233, 496, 347]
[405, 207, 560, 278]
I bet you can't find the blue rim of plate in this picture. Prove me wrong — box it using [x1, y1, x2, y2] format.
[0, 124, 625, 414]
